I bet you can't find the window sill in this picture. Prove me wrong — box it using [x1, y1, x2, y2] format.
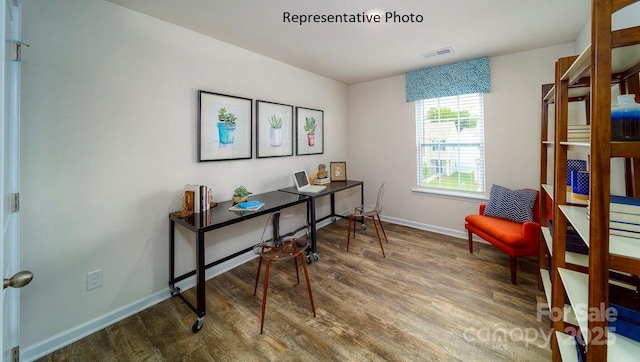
[411, 187, 488, 203]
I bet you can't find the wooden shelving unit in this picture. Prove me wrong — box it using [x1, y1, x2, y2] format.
[539, 1, 640, 361]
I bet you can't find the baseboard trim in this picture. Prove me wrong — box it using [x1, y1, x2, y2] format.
[20, 214, 468, 360]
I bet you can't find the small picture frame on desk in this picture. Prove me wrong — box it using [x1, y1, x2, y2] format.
[330, 161, 347, 181]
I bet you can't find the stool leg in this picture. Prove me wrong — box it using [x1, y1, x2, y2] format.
[300, 253, 316, 317]
[294, 255, 300, 284]
[253, 255, 263, 296]
[376, 214, 388, 243]
[371, 217, 386, 258]
[260, 260, 271, 334]
[467, 230, 473, 254]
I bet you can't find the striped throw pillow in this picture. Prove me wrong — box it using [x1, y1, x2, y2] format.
[483, 185, 537, 223]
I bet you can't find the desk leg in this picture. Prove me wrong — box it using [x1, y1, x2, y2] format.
[330, 193, 336, 221]
[360, 184, 366, 229]
[193, 230, 206, 332]
[308, 197, 320, 263]
[169, 220, 179, 296]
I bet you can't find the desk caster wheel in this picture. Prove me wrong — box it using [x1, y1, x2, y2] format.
[306, 254, 312, 264]
[331, 216, 337, 222]
[361, 224, 367, 230]
[170, 286, 181, 297]
[192, 318, 204, 333]
[313, 253, 320, 262]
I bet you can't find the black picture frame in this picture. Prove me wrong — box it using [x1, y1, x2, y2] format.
[256, 100, 294, 158]
[198, 90, 252, 162]
[296, 107, 324, 156]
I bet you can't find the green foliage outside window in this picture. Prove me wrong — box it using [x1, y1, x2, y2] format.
[426, 107, 477, 132]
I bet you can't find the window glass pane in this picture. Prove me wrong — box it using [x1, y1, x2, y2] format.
[415, 93, 485, 196]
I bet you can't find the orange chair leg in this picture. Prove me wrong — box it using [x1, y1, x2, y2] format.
[467, 230, 473, 254]
[300, 253, 316, 317]
[260, 260, 271, 334]
[371, 217, 386, 258]
[510, 256, 517, 285]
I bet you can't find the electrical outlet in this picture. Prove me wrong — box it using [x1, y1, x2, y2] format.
[87, 269, 103, 291]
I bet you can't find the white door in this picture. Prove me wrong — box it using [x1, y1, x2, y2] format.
[2, 1, 29, 361]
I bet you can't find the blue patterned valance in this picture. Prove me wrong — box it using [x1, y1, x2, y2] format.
[405, 56, 491, 102]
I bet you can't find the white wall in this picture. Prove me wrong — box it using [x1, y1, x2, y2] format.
[20, 0, 350, 352]
[347, 42, 577, 235]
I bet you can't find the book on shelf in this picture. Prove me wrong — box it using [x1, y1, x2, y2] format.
[314, 177, 330, 185]
[548, 220, 588, 254]
[228, 200, 264, 212]
[610, 220, 640, 233]
[567, 133, 590, 140]
[587, 208, 640, 224]
[610, 228, 640, 240]
[610, 195, 640, 214]
[588, 195, 640, 215]
[568, 125, 590, 130]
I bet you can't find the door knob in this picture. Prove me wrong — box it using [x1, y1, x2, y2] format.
[3, 271, 33, 289]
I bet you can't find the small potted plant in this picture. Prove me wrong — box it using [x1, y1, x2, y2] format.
[268, 114, 283, 147]
[218, 108, 237, 144]
[232, 186, 252, 203]
[304, 116, 316, 146]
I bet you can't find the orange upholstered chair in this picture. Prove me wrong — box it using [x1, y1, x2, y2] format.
[464, 186, 540, 284]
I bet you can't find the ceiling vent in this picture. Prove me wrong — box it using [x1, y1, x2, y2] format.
[421, 47, 454, 59]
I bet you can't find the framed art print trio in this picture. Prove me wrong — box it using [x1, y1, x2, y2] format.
[198, 90, 324, 162]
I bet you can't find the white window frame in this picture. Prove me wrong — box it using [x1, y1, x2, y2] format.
[415, 93, 486, 198]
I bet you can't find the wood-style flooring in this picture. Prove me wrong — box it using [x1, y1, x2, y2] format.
[38, 220, 551, 361]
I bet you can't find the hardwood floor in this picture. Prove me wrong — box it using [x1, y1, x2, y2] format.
[38, 220, 551, 361]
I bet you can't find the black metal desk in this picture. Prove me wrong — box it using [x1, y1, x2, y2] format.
[169, 190, 308, 332]
[278, 180, 364, 262]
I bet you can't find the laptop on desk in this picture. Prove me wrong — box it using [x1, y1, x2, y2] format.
[293, 170, 326, 193]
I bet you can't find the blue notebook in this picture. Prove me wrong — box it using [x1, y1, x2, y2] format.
[237, 200, 265, 209]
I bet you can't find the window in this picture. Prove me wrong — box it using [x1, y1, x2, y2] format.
[415, 93, 485, 196]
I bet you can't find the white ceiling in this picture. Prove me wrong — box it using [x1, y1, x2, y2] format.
[105, 0, 590, 85]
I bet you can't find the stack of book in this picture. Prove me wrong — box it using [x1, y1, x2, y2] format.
[314, 177, 330, 185]
[184, 184, 214, 214]
[567, 124, 590, 142]
[587, 195, 640, 239]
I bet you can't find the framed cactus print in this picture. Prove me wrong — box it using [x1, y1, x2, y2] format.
[198, 90, 252, 162]
[256, 100, 294, 158]
[295, 107, 324, 156]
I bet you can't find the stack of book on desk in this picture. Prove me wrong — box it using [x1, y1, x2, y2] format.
[314, 177, 330, 185]
[587, 195, 640, 240]
[185, 184, 213, 214]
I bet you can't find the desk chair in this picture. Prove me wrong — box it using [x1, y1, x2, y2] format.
[253, 209, 316, 334]
[346, 181, 388, 257]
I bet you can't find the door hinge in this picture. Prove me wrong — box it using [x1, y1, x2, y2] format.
[11, 193, 19, 212]
[9, 41, 29, 62]
[12, 346, 19, 362]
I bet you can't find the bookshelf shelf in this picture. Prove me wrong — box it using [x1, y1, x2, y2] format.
[556, 331, 579, 362]
[541, 269, 580, 326]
